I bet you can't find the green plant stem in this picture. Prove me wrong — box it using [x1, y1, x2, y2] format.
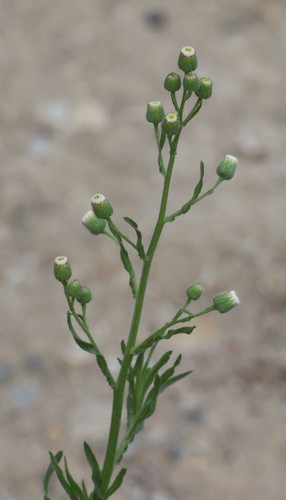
[108, 218, 138, 252]
[101, 135, 180, 495]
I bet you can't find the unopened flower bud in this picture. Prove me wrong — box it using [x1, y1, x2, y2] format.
[54, 256, 72, 283]
[82, 210, 106, 235]
[195, 77, 213, 99]
[186, 282, 203, 301]
[164, 72, 181, 92]
[146, 101, 165, 124]
[216, 155, 238, 181]
[66, 279, 82, 299]
[178, 46, 197, 73]
[183, 72, 199, 92]
[77, 286, 92, 305]
[162, 112, 181, 136]
[213, 290, 240, 314]
[91, 194, 113, 220]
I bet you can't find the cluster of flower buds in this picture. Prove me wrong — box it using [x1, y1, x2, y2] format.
[146, 45, 214, 141]
[54, 256, 92, 304]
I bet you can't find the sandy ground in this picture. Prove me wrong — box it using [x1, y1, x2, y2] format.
[1, 0, 286, 499]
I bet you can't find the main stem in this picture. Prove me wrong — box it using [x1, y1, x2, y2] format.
[101, 136, 180, 494]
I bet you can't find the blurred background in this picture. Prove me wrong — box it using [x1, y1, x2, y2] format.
[0, 0, 286, 498]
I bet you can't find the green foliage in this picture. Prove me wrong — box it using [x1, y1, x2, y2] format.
[47, 46, 239, 499]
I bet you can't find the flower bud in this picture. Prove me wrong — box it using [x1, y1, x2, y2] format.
[77, 286, 92, 305]
[186, 282, 203, 301]
[82, 210, 106, 235]
[162, 112, 181, 136]
[66, 279, 82, 299]
[146, 101, 165, 124]
[178, 46, 197, 73]
[164, 72, 181, 92]
[183, 72, 199, 92]
[216, 155, 238, 181]
[91, 194, 113, 220]
[213, 290, 240, 314]
[195, 77, 213, 99]
[54, 256, 72, 283]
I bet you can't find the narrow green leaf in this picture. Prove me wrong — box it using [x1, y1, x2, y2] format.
[84, 441, 102, 488]
[43, 450, 63, 499]
[64, 457, 85, 499]
[106, 468, 127, 498]
[96, 354, 116, 390]
[123, 216, 145, 259]
[119, 243, 138, 298]
[144, 351, 172, 390]
[67, 313, 98, 355]
[49, 452, 78, 500]
[120, 339, 126, 355]
[164, 325, 196, 340]
[191, 161, 205, 202]
[160, 370, 193, 391]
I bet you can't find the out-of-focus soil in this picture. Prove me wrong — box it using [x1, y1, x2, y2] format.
[1, 1, 286, 499]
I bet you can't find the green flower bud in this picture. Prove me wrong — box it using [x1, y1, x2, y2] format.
[77, 286, 92, 305]
[54, 256, 72, 284]
[91, 194, 113, 220]
[186, 282, 203, 301]
[146, 101, 165, 124]
[66, 279, 82, 299]
[183, 72, 199, 92]
[216, 155, 238, 181]
[213, 290, 240, 314]
[178, 46, 198, 73]
[164, 72, 181, 92]
[195, 77, 213, 99]
[162, 112, 181, 136]
[82, 210, 106, 235]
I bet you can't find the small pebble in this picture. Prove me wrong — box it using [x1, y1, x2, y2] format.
[144, 9, 168, 29]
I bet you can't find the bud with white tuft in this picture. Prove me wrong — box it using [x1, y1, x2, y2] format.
[195, 77, 213, 99]
[213, 290, 240, 313]
[146, 101, 165, 124]
[178, 46, 198, 73]
[82, 210, 106, 235]
[162, 112, 181, 136]
[91, 194, 113, 220]
[54, 256, 72, 284]
[216, 155, 238, 181]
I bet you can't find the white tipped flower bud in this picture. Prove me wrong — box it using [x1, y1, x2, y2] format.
[162, 112, 181, 136]
[91, 194, 113, 220]
[186, 282, 203, 301]
[178, 46, 198, 73]
[216, 155, 238, 180]
[146, 101, 165, 124]
[82, 210, 106, 235]
[213, 290, 240, 313]
[54, 256, 72, 283]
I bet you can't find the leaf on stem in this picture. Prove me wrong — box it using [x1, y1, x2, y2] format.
[64, 457, 85, 499]
[106, 468, 127, 498]
[164, 325, 196, 339]
[123, 216, 145, 259]
[48, 452, 79, 500]
[43, 450, 63, 500]
[83, 441, 103, 489]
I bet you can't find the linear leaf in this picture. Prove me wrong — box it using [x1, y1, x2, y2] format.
[84, 441, 102, 488]
[106, 468, 127, 498]
[49, 452, 78, 500]
[43, 450, 63, 500]
[123, 216, 145, 259]
[191, 161, 204, 202]
[164, 325, 196, 340]
[96, 354, 116, 390]
[67, 313, 98, 355]
[64, 457, 85, 499]
[160, 370, 193, 391]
